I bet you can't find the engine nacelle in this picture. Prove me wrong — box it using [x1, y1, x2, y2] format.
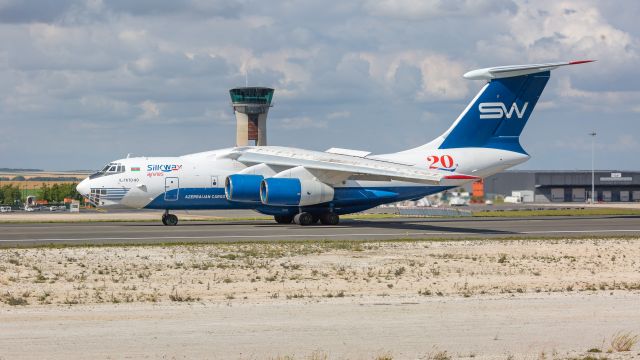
[260, 178, 334, 206]
[224, 174, 263, 203]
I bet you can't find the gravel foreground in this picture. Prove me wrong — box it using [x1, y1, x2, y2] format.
[1, 238, 639, 359]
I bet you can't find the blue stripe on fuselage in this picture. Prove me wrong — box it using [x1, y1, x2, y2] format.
[143, 185, 453, 215]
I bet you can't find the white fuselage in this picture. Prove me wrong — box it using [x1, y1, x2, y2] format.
[76, 145, 528, 215]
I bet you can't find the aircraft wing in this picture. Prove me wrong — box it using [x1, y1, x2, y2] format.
[224, 146, 477, 185]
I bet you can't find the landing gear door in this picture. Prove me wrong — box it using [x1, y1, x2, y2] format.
[164, 177, 179, 201]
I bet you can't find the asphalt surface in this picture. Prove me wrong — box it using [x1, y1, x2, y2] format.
[0, 215, 639, 247]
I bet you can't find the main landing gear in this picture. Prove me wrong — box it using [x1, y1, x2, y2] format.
[274, 212, 340, 226]
[162, 210, 178, 226]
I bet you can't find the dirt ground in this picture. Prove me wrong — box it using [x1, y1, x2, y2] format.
[1, 238, 639, 359]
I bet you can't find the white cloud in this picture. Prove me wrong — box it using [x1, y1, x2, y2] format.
[279, 116, 326, 130]
[118, 29, 147, 43]
[327, 111, 350, 119]
[535, 101, 556, 111]
[477, 0, 638, 68]
[420, 111, 439, 123]
[351, 51, 470, 101]
[608, 134, 639, 151]
[364, 0, 516, 20]
[557, 76, 640, 111]
[551, 134, 639, 153]
[139, 100, 160, 119]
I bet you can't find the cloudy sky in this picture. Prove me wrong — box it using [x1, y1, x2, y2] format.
[0, 0, 638, 170]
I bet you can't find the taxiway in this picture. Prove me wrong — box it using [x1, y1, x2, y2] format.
[0, 215, 639, 247]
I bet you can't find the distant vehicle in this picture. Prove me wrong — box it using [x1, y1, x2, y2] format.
[504, 195, 523, 204]
[49, 206, 57, 212]
[25, 195, 37, 209]
[0, 206, 12, 213]
[449, 197, 468, 206]
[75, 60, 594, 226]
[25, 207, 35, 212]
[484, 200, 494, 205]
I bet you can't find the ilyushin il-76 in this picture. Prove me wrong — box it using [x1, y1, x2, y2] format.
[76, 60, 593, 226]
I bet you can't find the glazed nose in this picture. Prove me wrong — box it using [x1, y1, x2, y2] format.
[76, 178, 90, 197]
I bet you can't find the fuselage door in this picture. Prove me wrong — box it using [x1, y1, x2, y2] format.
[164, 177, 179, 201]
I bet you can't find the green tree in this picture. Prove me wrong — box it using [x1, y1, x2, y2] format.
[1, 185, 21, 205]
[39, 183, 50, 202]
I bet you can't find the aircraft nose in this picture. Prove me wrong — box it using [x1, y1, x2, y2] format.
[76, 178, 90, 197]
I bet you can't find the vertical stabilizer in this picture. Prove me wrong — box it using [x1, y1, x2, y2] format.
[436, 60, 594, 154]
[437, 72, 549, 154]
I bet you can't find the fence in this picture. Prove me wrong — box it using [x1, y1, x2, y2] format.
[396, 207, 473, 217]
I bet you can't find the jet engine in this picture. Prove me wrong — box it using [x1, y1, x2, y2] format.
[224, 174, 264, 202]
[260, 178, 334, 206]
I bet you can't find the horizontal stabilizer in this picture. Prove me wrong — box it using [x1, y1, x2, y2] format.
[463, 60, 595, 80]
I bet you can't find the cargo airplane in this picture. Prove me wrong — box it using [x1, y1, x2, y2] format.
[76, 60, 592, 226]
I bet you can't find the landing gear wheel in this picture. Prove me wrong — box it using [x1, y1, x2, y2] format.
[163, 214, 178, 226]
[274, 215, 294, 224]
[294, 212, 314, 226]
[320, 213, 339, 225]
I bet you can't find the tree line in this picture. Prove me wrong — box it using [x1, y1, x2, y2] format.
[0, 176, 82, 181]
[0, 183, 81, 205]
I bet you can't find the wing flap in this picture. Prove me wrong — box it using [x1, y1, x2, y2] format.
[325, 147, 372, 157]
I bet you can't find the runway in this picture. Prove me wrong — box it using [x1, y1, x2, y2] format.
[0, 215, 639, 247]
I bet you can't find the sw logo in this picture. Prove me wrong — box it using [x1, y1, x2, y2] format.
[479, 102, 528, 119]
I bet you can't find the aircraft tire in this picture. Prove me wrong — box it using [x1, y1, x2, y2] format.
[161, 215, 168, 225]
[165, 214, 178, 226]
[294, 212, 314, 226]
[320, 213, 339, 225]
[274, 215, 294, 224]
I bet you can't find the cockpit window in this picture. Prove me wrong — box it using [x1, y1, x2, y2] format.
[89, 162, 126, 179]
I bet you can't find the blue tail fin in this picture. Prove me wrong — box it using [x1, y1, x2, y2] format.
[438, 71, 550, 154]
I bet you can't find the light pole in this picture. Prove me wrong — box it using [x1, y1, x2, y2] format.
[589, 131, 597, 204]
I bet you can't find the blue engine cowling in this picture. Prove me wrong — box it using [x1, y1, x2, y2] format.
[260, 178, 301, 206]
[225, 174, 263, 202]
[260, 178, 334, 206]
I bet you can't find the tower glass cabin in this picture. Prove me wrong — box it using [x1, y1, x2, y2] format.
[229, 87, 274, 146]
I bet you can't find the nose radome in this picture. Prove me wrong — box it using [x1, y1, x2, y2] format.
[76, 178, 90, 197]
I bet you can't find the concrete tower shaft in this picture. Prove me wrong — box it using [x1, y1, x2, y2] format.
[230, 87, 274, 146]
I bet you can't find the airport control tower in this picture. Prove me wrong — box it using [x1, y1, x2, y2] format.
[229, 87, 274, 146]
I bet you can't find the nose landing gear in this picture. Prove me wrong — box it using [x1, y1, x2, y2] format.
[162, 210, 178, 226]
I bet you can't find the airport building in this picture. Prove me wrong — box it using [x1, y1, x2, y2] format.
[483, 170, 640, 203]
[229, 87, 274, 146]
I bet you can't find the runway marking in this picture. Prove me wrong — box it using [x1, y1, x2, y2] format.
[1, 229, 639, 243]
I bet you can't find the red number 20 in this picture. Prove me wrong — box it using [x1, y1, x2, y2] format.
[428, 155, 454, 169]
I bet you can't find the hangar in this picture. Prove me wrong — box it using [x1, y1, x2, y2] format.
[483, 170, 640, 203]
